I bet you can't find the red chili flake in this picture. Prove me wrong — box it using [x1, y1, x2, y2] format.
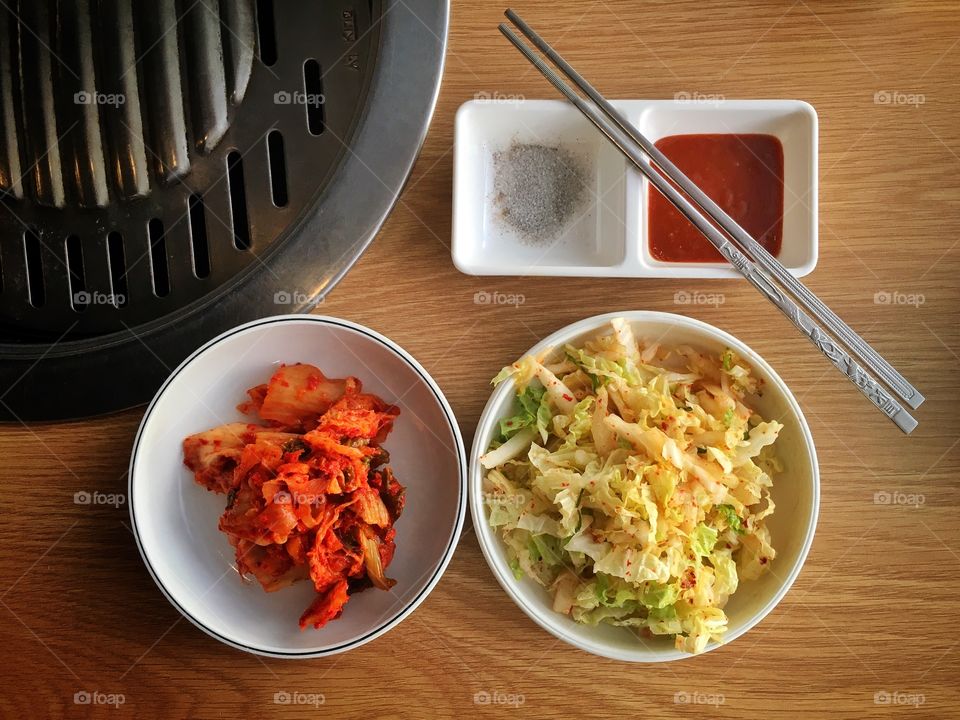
[680, 568, 697, 589]
[660, 421, 668, 430]
[562, 393, 574, 402]
[305, 374, 320, 391]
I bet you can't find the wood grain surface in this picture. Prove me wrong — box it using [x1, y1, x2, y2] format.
[2, 1, 959, 718]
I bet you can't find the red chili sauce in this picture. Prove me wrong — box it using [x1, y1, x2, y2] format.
[648, 133, 784, 263]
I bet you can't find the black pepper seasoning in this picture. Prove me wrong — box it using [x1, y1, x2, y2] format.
[492, 142, 588, 244]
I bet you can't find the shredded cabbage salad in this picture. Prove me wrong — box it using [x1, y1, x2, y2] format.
[481, 318, 783, 653]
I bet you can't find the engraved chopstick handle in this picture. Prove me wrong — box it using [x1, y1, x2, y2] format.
[720, 240, 917, 433]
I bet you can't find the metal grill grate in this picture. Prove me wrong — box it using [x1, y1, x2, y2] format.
[0, 0, 450, 419]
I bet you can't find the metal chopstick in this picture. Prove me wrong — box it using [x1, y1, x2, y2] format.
[504, 9, 924, 412]
[498, 13, 919, 434]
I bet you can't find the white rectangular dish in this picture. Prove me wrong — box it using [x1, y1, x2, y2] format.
[452, 98, 818, 278]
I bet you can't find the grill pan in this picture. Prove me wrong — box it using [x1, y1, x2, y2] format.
[0, 0, 448, 420]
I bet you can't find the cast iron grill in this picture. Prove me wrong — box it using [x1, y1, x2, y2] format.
[0, 0, 449, 419]
[0, 0, 373, 337]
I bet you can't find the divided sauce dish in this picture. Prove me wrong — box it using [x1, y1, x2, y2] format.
[453, 99, 818, 278]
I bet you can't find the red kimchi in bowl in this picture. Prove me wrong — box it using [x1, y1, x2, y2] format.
[183, 363, 406, 630]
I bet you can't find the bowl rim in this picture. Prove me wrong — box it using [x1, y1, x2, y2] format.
[129, 314, 468, 658]
[469, 310, 820, 662]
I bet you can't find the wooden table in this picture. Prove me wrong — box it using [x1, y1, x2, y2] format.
[2, 1, 958, 718]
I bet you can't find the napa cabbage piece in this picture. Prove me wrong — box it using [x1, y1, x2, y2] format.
[483, 320, 782, 654]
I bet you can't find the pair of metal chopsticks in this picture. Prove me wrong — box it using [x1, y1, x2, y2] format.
[499, 9, 923, 434]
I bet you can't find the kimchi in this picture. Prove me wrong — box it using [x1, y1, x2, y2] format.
[182, 363, 406, 629]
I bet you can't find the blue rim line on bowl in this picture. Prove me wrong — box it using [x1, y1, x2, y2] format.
[469, 310, 820, 662]
[129, 315, 468, 658]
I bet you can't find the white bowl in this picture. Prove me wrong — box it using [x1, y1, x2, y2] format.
[130, 315, 467, 658]
[452, 98, 818, 278]
[469, 311, 819, 662]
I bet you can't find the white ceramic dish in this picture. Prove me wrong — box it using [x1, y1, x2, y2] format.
[453, 99, 818, 278]
[469, 311, 819, 662]
[130, 315, 467, 658]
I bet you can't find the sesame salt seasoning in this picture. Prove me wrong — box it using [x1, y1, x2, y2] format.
[492, 142, 589, 244]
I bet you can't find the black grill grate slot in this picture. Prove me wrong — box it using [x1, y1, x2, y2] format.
[226, 151, 251, 250]
[148, 218, 169, 297]
[303, 60, 325, 136]
[188, 193, 210, 278]
[266, 129, 288, 207]
[106, 231, 127, 307]
[255, 0, 278, 66]
[66, 234, 86, 311]
[23, 229, 44, 307]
